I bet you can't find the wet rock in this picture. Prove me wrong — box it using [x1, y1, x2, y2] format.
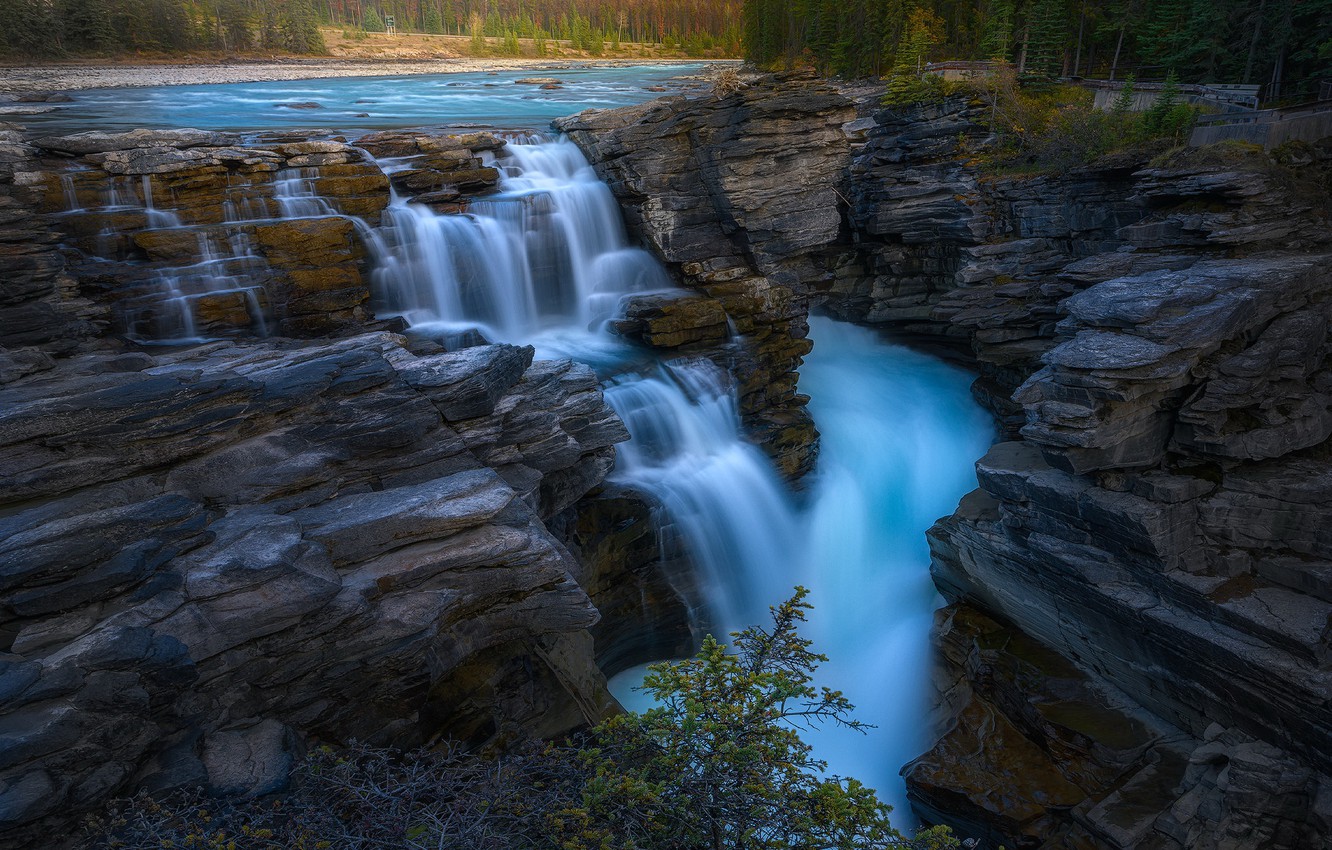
[0, 332, 628, 845]
[356, 129, 506, 159]
[33, 128, 242, 156]
[274, 101, 322, 109]
[557, 74, 855, 478]
[610, 292, 730, 348]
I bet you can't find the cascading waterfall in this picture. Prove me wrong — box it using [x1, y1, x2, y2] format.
[792, 317, 993, 819]
[360, 136, 993, 818]
[374, 137, 673, 347]
[602, 359, 801, 632]
[602, 319, 992, 820]
[60, 126, 992, 818]
[73, 160, 391, 344]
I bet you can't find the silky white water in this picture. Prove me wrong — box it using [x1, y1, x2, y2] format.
[374, 137, 673, 354]
[604, 318, 992, 819]
[79, 124, 992, 819]
[354, 136, 995, 819]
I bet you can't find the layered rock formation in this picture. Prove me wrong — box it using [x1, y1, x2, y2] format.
[562, 80, 1332, 848]
[6, 72, 1332, 850]
[0, 331, 629, 846]
[557, 73, 859, 478]
[4, 127, 504, 347]
[837, 100, 1332, 849]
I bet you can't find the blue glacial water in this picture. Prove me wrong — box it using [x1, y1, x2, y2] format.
[606, 316, 993, 824]
[47, 73, 995, 823]
[18, 63, 707, 134]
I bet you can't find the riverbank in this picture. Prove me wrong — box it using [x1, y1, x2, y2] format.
[0, 56, 734, 94]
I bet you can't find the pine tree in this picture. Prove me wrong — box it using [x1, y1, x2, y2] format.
[282, 0, 325, 53]
[980, 0, 1016, 60]
[60, 0, 115, 52]
[258, 2, 281, 49]
[422, 2, 442, 34]
[362, 6, 385, 32]
[1023, 0, 1068, 78]
[1111, 71, 1136, 113]
[883, 6, 944, 105]
[218, 0, 254, 50]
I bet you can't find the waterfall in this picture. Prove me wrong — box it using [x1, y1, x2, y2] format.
[603, 359, 800, 632]
[793, 317, 993, 820]
[604, 319, 992, 821]
[58, 129, 993, 818]
[273, 168, 338, 218]
[373, 137, 673, 347]
[367, 136, 993, 818]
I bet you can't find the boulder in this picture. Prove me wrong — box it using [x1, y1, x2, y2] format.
[33, 128, 243, 156]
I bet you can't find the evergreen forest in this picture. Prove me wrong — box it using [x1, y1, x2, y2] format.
[744, 0, 1332, 103]
[0, 0, 741, 59]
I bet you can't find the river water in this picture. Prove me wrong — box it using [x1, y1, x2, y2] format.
[50, 75, 992, 819]
[15, 64, 706, 134]
[372, 135, 992, 817]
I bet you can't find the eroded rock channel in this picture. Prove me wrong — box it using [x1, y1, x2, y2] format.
[2, 72, 1332, 849]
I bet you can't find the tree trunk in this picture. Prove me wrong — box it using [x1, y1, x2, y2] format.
[1073, 0, 1086, 76]
[1109, 23, 1125, 81]
[1269, 48, 1285, 101]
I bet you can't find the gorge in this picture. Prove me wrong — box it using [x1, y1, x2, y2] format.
[2, 66, 1332, 850]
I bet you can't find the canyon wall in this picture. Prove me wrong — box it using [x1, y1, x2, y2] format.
[564, 81, 1332, 848]
[5, 75, 1332, 850]
[556, 72, 861, 479]
[0, 128, 640, 848]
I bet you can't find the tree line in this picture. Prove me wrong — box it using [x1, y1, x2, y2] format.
[0, 0, 741, 58]
[744, 0, 1332, 103]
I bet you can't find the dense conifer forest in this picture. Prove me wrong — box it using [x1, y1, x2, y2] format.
[0, 0, 741, 59]
[744, 0, 1332, 103]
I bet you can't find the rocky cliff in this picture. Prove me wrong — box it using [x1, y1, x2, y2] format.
[0, 125, 642, 847]
[1, 126, 503, 349]
[555, 73, 861, 478]
[562, 80, 1332, 848]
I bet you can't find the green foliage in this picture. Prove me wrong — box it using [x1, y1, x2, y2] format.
[587, 588, 926, 849]
[422, 2, 442, 34]
[1139, 70, 1194, 143]
[882, 7, 947, 107]
[85, 592, 959, 850]
[1021, 0, 1067, 80]
[0, 0, 746, 58]
[979, 0, 1015, 61]
[1110, 73, 1135, 115]
[217, 0, 253, 50]
[361, 6, 385, 32]
[502, 28, 521, 55]
[968, 65, 1198, 172]
[281, 0, 324, 54]
[741, 0, 1331, 104]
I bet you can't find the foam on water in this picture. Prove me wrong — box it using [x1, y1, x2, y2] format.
[21, 64, 708, 134]
[605, 318, 992, 821]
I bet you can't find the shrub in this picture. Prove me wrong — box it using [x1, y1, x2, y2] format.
[968, 64, 1197, 171]
[361, 7, 385, 32]
[713, 66, 745, 98]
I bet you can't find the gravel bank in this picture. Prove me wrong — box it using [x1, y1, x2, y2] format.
[0, 58, 730, 93]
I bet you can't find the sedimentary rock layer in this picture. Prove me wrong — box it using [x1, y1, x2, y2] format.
[565, 80, 1332, 848]
[557, 72, 859, 478]
[0, 334, 627, 847]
